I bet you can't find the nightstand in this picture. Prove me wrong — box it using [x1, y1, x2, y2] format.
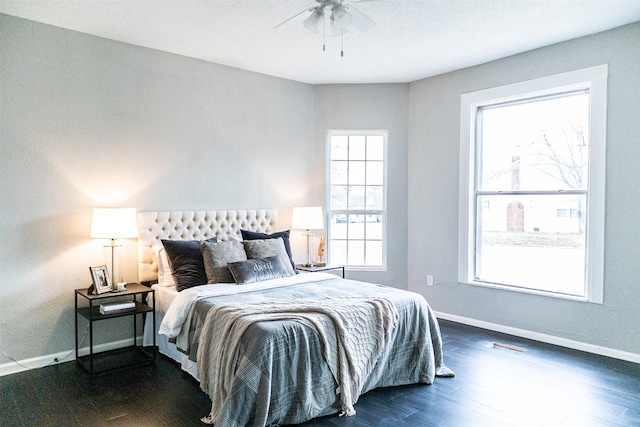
[296, 264, 345, 278]
[75, 282, 156, 374]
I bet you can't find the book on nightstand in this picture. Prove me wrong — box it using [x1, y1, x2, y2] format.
[99, 301, 136, 315]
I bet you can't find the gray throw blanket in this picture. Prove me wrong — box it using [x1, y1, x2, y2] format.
[197, 296, 399, 423]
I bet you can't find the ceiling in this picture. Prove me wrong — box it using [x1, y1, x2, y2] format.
[2, 0, 639, 85]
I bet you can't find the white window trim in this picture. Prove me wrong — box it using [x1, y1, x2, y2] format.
[326, 130, 388, 271]
[458, 65, 607, 303]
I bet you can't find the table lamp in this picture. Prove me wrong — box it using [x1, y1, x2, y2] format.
[90, 208, 138, 288]
[291, 206, 324, 267]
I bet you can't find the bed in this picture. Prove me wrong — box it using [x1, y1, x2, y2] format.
[140, 209, 453, 426]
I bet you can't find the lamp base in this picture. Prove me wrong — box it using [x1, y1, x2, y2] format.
[302, 230, 315, 268]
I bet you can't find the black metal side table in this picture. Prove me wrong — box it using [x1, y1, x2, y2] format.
[75, 282, 156, 374]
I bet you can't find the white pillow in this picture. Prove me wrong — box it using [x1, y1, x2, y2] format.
[152, 243, 177, 287]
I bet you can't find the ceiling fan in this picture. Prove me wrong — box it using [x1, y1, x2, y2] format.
[275, 0, 378, 56]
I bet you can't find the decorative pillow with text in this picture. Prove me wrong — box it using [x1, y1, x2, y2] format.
[243, 238, 296, 276]
[228, 256, 290, 284]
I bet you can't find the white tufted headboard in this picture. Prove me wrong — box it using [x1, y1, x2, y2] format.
[137, 209, 278, 283]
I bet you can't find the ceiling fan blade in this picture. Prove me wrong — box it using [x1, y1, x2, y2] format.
[274, 7, 316, 29]
[344, 4, 376, 32]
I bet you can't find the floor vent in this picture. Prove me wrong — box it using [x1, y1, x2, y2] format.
[491, 342, 527, 353]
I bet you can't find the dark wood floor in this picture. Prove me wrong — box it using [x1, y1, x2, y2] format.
[2, 320, 638, 426]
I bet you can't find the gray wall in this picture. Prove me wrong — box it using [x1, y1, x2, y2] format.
[313, 84, 409, 287]
[408, 22, 640, 355]
[0, 15, 317, 364]
[0, 15, 409, 367]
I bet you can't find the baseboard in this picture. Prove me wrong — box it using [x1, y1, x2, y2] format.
[435, 311, 640, 364]
[0, 337, 140, 377]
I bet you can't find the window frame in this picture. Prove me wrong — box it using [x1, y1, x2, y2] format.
[326, 130, 388, 271]
[458, 65, 608, 303]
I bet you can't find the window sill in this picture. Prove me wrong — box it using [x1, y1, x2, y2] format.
[461, 279, 601, 304]
[344, 266, 387, 272]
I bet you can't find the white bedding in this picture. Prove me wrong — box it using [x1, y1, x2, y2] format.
[143, 285, 200, 377]
[142, 272, 337, 379]
[159, 272, 336, 338]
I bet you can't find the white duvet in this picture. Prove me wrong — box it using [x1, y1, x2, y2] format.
[158, 272, 336, 338]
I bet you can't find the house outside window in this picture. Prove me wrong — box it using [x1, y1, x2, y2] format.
[458, 65, 607, 303]
[327, 131, 387, 270]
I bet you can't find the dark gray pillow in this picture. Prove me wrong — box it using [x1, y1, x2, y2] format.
[200, 240, 247, 283]
[241, 229, 297, 273]
[161, 237, 217, 292]
[228, 256, 290, 285]
[243, 238, 296, 276]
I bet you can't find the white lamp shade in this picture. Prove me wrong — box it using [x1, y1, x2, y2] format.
[331, 4, 352, 29]
[291, 207, 324, 230]
[90, 208, 138, 239]
[304, 9, 324, 34]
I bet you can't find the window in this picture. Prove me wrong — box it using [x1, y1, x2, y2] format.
[459, 65, 607, 303]
[327, 131, 387, 269]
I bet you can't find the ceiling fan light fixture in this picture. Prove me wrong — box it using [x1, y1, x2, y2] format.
[331, 4, 352, 29]
[303, 9, 325, 34]
[328, 23, 349, 38]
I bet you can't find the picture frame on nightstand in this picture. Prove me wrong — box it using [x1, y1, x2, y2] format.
[88, 265, 112, 294]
